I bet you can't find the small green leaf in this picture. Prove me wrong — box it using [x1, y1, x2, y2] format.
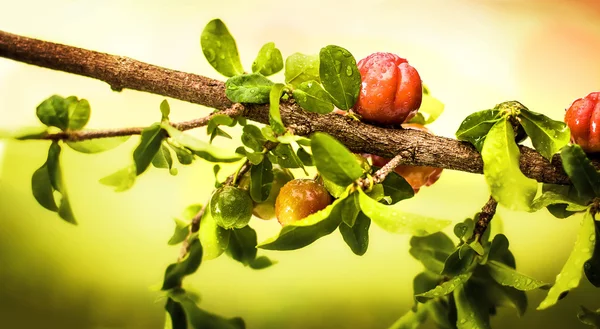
[249, 256, 277, 270]
[236, 146, 264, 165]
[36, 95, 69, 130]
[241, 125, 266, 152]
[584, 220, 600, 287]
[442, 245, 476, 276]
[269, 83, 286, 134]
[297, 147, 313, 166]
[31, 163, 58, 212]
[168, 141, 195, 165]
[481, 118, 537, 211]
[65, 96, 91, 130]
[454, 218, 474, 240]
[487, 260, 549, 290]
[292, 80, 334, 114]
[160, 99, 171, 121]
[339, 191, 360, 226]
[319, 45, 360, 110]
[415, 273, 471, 303]
[227, 226, 258, 266]
[418, 92, 445, 125]
[387, 303, 429, 329]
[261, 126, 278, 142]
[456, 109, 503, 152]
[165, 298, 186, 329]
[487, 234, 516, 268]
[481, 280, 528, 317]
[538, 210, 596, 310]
[152, 144, 175, 175]
[358, 189, 451, 236]
[225, 73, 274, 103]
[530, 190, 588, 213]
[454, 283, 492, 329]
[413, 271, 441, 298]
[258, 192, 347, 250]
[161, 237, 203, 290]
[168, 217, 190, 246]
[560, 144, 600, 202]
[199, 207, 231, 261]
[339, 212, 370, 256]
[284, 52, 320, 87]
[207, 114, 235, 133]
[162, 123, 242, 163]
[201, 19, 244, 77]
[99, 164, 137, 192]
[66, 136, 130, 153]
[381, 171, 415, 204]
[270, 144, 305, 172]
[578, 306, 600, 328]
[409, 232, 455, 274]
[311, 132, 363, 186]
[133, 124, 166, 175]
[518, 107, 570, 161]
[250, 159, 273, 203]
[252, 42, 283, 76]
[169, 291, 245, 329]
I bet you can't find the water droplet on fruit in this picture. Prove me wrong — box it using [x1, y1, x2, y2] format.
[205, 49, 216, 62]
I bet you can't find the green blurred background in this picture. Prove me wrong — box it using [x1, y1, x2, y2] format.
[1, 0, 600, 328]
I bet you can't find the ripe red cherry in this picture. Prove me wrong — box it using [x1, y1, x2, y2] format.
[353, 52, 423, 125]
[364, 123, 442, 193]
[275, 179, 332, 226]
[564, 92, 600, 153]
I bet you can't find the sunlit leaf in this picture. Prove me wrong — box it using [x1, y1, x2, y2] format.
[517, 107, 570, 161]
[133, 124, 166, 175]
[225, 73, 274, 104]
[284, 52, 320, 87]
[319, 45, 360, 110]
[161, 123, 242, 163]
[486, 260, 549, 291]
[311, 132, 363, 186]
[252, 42, 283, 76]
[66, 136, 130, 153]
[99, 164, 137, 192]
[455, 109, 503, 152]
[560, 144, 600, 202]
[292, 80, 334, 114]
[201, 19, 244, 77]
[415, 273, 471, 303]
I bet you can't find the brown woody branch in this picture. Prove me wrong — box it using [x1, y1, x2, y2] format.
[1, 30, 597, 185]
[473, 196, 498, 241]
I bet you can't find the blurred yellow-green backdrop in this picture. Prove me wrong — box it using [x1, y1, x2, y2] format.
[1, 0, 600, 328]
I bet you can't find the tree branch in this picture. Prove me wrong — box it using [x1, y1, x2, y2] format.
[1, 30, 596, 185]
[473, 196, 498, 241]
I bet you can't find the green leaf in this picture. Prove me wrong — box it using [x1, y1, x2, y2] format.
[236, 147, 264, 165]
[481, 118, 537, 211]
[560, 144, 600, 202]
[442, 245, 476, 276]
[480, 280, 528, 317]
[36, 95, 69, 130]
[486, 260, 549, 290]
[227, 226, 258, 266]
[487, 234, 516, 268]
[252, 42, 283, 76]
[339, 191, 360, 226]
[311, 132, 363, 186]
[517, 107, 570, 161]
[292, 80, 334, 114]
[319, 45, 360, 110]
[258, 192, 347, 250]
[358, 189, 451, 236]
[538, 210, 596, 310]
[530, 190, 588, 213]
[454, 283, 491, 329]
[454, 219, 474, 240]
[381, 171, 415, 204]
[165, 298, 187, 329]
[160, 99, 171, 121]
[152, 143, 176, 175]
[200, 19, 244, 77]
[199, 207, 231, 261]
[99, 164, 137, 192]
[161, 237, 203, 290]
[456, 109, 503, 152]
[284, 52, 320, 87]
[541, 184, 585, 218]
[65, 96, 91, 130]
[249, 256, 277, 270]
[161, 123, 242, 163]
[269, 83, 286, 134]
[297, 147, 313, 166]
[133, 124, 166, 175]
[66, 136, 130, 153]
[413, 271, 441, 297]
[241, 125, 266, 152]
[169, 291, 245, 329]
[409, 232, 455, 274]
[418, 92, 445, 125]
[0, 126, 48, 140]
[168, 141, 195, 165]
[415, 273, 471, 303]
[578, 306, 600, 328]
[584, 220, 600, 287]
[249, 159, 273, 203]
[339, 212, 370, 256]
[225, 73, 274, 104]
[42, 142, 76, 224]
[31, 161, 58, 212]
[270, 144, 305, 172]
[168, 217, 190, 246]
[388, 304, 429, 329]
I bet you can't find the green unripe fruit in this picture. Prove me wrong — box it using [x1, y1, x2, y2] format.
[237, 165, 294, 220]
[210, 186, 253, 229]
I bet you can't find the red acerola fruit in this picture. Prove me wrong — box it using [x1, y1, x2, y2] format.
[365, 123, 442, 193]
[565, 92, 600, 153]
[353, 52, 423, 125]
[275, 179, 332, 226]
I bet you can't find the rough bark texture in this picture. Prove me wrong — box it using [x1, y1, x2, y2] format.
[1, 29, 597, 185]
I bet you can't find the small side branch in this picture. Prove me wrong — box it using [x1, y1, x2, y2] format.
[357, 153, 408, 189]
[473, 196, 498, 241]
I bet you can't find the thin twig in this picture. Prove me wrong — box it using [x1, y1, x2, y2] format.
[41, 103, 244, 141]
[357, 153, 408, 189]
[473, 196, 498, 241]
